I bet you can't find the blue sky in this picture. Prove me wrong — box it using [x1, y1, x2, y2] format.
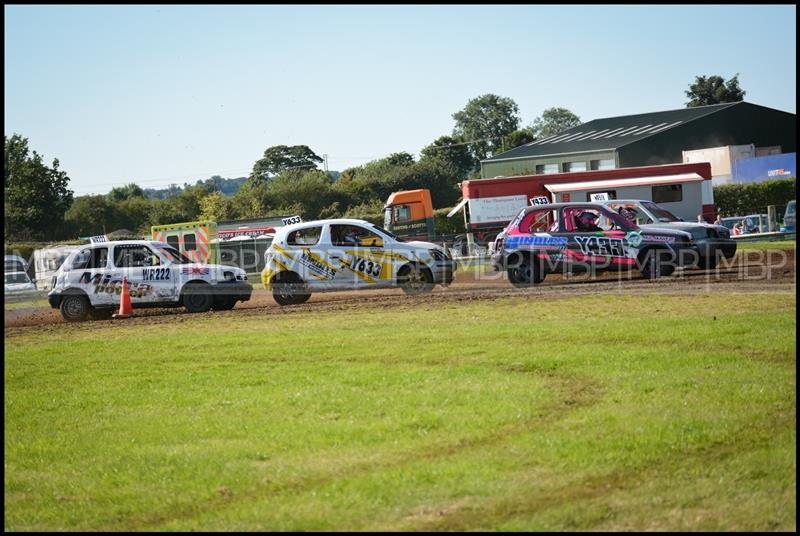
[4, 4, 796, 195]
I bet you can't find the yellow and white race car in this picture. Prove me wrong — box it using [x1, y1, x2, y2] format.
[261, 219, 456, 305]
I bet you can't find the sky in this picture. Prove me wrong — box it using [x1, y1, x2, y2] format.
[4, 4, 797, 196]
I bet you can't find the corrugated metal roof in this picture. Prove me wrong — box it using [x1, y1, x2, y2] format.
[485, 102, 741, 163]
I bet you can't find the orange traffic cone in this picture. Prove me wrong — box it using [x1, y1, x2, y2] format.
[113, 277, 133, 319]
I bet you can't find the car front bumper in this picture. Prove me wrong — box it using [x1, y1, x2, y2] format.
[214, 280, 253, 302]
[431, 260, 457, 286]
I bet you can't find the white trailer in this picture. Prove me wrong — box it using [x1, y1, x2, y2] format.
[33, 245, 81, 291]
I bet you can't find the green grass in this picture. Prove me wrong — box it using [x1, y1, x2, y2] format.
[735, 239, 795, 251]
[4, 291, 796, 531]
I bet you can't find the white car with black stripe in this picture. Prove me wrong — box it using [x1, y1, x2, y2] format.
[261, 219, 456, 305]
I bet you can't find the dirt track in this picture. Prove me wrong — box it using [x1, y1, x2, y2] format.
[5, 249, 795, 333]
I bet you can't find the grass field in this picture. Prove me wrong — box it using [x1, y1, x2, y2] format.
[4, 291, 796, 531]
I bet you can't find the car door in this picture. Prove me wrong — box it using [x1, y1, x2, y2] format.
[559, 206, 634, 273]
[328, 224, 391, 289]
[68, 245, 113, 306]
[111, 243, 171, 304]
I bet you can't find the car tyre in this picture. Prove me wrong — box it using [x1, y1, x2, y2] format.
[272, 272, 311, 306]
[507, 255, 544, 287]
[60, 294, 91, 322]
[639, 249, 675, 279]
[398, 264, 434, 295]
[182, 283, 214, 313]
[697, 253, 719, 270]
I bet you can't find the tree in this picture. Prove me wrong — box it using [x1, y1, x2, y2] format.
[529, 107, 582, 139]
[249, 145, 323, 185]
[501, 129, 536, 153]
[419, 135, 475, 178]
[452, 94, 521, 162]
[685, 74, 746, 107]
[63, 195, 114, 238]
[108, 182, 146, 202]
[4, 134, 73, 241]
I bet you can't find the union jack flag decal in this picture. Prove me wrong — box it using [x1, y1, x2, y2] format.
[181, 266, 210, 275]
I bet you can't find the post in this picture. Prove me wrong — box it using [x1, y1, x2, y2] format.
[767, 205, 777, 232]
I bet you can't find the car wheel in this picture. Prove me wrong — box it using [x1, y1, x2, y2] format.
[698, 253, 719, 270]
[272, 272, 311, 306]
[182, 283, 214, 313]
[398, 264, 434, 295]
[639, 249, 675, 279]
[60, 294, 90, 322]
[507, 256, 544, 287]
[212, 296, 237, 310]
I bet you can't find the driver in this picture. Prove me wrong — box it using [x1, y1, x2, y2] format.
[343, 227, 360, 246]
[575, 211, 602, 232]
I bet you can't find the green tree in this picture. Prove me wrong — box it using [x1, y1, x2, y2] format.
[108, 182, 146, 202]
[500, 128, 536, 154]
[685, 74, 746, 107]
[420, 135, 475, 178]
[529, 107, 582, 139]
[4, 134, 73, 241]
[199, 191, 235, 221]
[452, 94, 521, 162]
[63, 195, 114, 238]
[249, 145, 323, 185]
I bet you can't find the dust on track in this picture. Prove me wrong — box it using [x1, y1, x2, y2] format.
[5, 249, 795, 335]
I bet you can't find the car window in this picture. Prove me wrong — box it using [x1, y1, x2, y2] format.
[287, 226, 322, 246]
[113, 245, 160, 267]
[331, 224, 384, 247]
[5, 273, 31, 284]
[71, 247, 109, 270]
[518, 209, 557, 234]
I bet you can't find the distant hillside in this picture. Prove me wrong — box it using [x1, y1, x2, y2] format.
[143, 171, 341, 199]
[143, 176, 247, 199]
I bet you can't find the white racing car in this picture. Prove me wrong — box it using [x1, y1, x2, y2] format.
[261, 219, 457, 305]
[48, 239, 252, 321]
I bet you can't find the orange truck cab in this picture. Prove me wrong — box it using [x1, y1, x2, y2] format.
[383, 189, 436, 240]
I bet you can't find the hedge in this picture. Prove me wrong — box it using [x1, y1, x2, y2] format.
[713, 177, 796, 217]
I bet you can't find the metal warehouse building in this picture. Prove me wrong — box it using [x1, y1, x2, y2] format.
[480, 101, 796, 179]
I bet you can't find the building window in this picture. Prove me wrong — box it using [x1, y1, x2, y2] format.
[536, 163, 559, 175]
[652, 184, 683, 204]
[166, 235, 180, 249]
[590, 158, 615, 170]
[563, 161, 587, 172]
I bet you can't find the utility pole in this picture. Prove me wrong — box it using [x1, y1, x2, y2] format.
[323, 154, 328, 173]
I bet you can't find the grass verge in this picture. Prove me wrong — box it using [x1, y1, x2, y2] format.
[4, 291, 796, 530]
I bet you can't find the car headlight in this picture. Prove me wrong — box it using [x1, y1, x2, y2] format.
[429, 248, 448, 261]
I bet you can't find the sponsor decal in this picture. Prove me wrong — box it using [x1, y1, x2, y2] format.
[768, 168, 792, 177]
[504, 235, 569, 250]
[181, 266, 210, 275]
[143, 267, 172, 281]
[574, 236, 626, 257]
[643, 234, 676, 244]
[298, 248, 337, 279]
[79, 272, 153, 297]
[625, 231, 643, 247]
